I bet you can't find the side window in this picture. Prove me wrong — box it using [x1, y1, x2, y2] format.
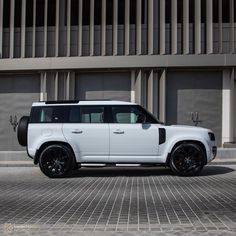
[112, 106, 141, 123]
[31, 106, 68, 123]
[80, 106, 104, 123]
[69, 107, 80, 123]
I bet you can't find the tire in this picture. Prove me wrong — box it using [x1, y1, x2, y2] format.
[39, 144, 75, 178]
[17, 116, 29, 147]
[170, 143, 205, 176]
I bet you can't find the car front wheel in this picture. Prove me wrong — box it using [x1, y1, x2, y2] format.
[39, 144, 75, 178]
[170, 143, 205, 176]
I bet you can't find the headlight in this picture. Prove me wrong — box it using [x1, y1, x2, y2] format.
[208, 132, 215, 141]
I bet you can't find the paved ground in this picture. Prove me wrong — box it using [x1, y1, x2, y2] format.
[0, 165, 236, 235]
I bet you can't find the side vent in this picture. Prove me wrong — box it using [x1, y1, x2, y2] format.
[159, 128, 166, 145]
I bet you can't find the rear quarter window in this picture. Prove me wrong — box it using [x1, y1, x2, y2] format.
[30, 106, 69, 123]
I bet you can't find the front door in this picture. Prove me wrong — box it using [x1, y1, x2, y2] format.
[62, 106, 109, 162]
[109, 105, 159, 163]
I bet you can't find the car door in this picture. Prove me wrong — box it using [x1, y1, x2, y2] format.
[62, 105, 109, 162]
[109, 105, 160, 163]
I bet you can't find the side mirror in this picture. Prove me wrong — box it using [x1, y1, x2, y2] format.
[137, 113, 146, 123]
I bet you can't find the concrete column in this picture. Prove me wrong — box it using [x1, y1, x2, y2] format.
[21, 0, 26, 58]
[66, 0, 71, 57]
[148, 0, 153, 55]
[78, 0, 83, 56]
[54, 72, 58, 100]
[147, 70, 154, 113]
[65, 72, 70, 100]
[0, 0, 3, 58]
[194, 0, 201, 54]
[136, 0, 142, 55]
[130, 70, 136, 103]
[206, 0, 213, 54]
[183, 0, 189, 54]
[32, 0, 36, 57]
[222, 69, 234, 144]
[55, 0, 59, 57]
[10, 0, 15, 58]
[159, 0, 165, 55]
[218, 0, 222, 53]
[69, 72, 75, 99]
[44, 0, 48, 57]
[135, 70, 142, 105]
[124, 0, 130, 55]
[101, 0, 106, 56]
[40, 72, 47, 101]
[159, 69, 166, 122]
[113, 0, 118, 55]
[90, 0, 94, 56]
[171, 0, 177, 54]
[230, 0, 234, 53]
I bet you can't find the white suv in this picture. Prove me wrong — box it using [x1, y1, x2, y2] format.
[17, 100, 217, 178]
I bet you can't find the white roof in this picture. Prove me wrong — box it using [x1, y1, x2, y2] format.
[32, 100, 136, 106]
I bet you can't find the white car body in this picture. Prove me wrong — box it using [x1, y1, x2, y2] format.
[27, 101, 217, 165]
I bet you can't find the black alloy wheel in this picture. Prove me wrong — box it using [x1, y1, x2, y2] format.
[39, 144, 75, 178]
[170, 143, 205, 176]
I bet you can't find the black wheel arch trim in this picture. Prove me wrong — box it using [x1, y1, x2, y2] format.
[166, 140, 207, 166]
[34, 141, 76, 165]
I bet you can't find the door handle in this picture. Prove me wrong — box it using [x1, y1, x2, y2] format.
[113, 130, 125, 134]
[72, 129, 83, 134]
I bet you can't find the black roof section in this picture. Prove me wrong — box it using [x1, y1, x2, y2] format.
[44, 100, 79, 104]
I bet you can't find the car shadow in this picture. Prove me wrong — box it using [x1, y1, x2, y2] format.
[67, 165, 235, 178]
[199, 165, 235, 176]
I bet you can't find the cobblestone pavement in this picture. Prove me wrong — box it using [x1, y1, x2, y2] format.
[0, 165, 236, 235]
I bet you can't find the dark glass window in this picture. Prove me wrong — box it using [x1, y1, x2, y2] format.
[15, 0, 22, 27]
[130, 0, 136, 24]
[222, 0, 230, 23]
[71, 0, 79, 26]
[189, 0, 194, 23]
[3, 0, 10, 28]
[36, 0, 45, 26]
[213, 0, 219, 23]
[177, 0, 183, 23]
[118, 0, 125, 24]
[94, 0, 102, 25]
[48, 0, 56, 26]
[30, 106, 69, 123]
[80, 106, 105, 123]
[106, 0, 113, 25]
[26, 0, 33, 27]
[201, 0, 206, 23]
[82, 0, 90, 25]
[165, 0, 171, 23]
[111, 105, 158, 124]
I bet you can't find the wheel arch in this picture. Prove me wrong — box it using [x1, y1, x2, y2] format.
[34, 141, 76, 165]
[165, 140, 208, 166]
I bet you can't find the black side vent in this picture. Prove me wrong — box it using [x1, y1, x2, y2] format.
[159, 128, 166, 145]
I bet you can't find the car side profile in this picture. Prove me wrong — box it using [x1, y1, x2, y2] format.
[17, 100, 217, 178]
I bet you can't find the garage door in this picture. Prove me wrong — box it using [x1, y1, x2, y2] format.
[75, 72, 131, 101]
[166, 71, 222, 146]
[0, 74, 40, 151]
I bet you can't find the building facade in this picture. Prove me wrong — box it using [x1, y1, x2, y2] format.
[0, 0, 236, 153]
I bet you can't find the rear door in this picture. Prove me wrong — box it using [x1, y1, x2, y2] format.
[62, 106, 109, 162]
[109, 105, 160, 163]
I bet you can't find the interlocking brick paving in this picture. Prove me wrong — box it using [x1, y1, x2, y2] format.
[0, 165, 236, 235]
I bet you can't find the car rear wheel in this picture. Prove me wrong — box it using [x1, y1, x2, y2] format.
[170, 143, 205, 176]
[39, 144, 75, 178]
